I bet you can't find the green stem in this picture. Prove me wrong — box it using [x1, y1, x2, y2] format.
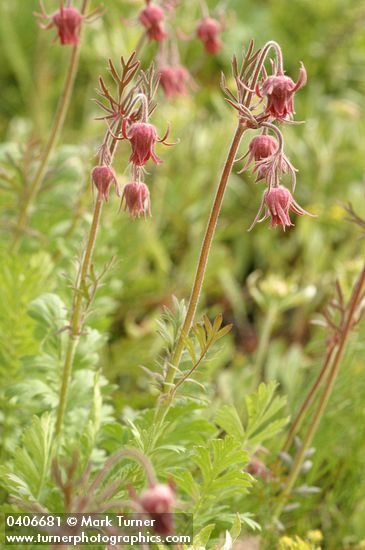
[135, 31, 147, 58]
[55, 123, 121, 437]
[10, 0, 90, 252]
[162, 123, 245, 393]
[273, 262, 365, 520]
[280, 344, 335, 455]
[255, 306, 277, 384]
[55, 191, 103, 437]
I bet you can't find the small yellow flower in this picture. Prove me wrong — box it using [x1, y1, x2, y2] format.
[306, 530, 323, 544]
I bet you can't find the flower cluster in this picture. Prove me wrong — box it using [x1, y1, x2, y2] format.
[117, 108, 174, 218]
[92, 56, 174, 219]
[223, 41, 313, 231]
[135, 0, 223, 100]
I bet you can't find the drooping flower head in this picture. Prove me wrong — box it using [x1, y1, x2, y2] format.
[52, 5, 83, 44]
[239, 134, 289, 183]
[92, 165, 119, 201]
[197, 16, 222, 54]
[122, 119, 174, 167]
[139, 483, 175, 535]
[249, 135, 278, 161]
[247, 456, 271, 480]
[258, 63, 307, 121]
[34, 1, 84, 45]
[139, 2, 167, 42]
[159, 65, 189, 99]
[125, 122, 161, 166]
[249, 185, 313, 231]
[122, 181, 151, 218]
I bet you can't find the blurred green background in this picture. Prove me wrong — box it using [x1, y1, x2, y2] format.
[1, 0, 365, 548]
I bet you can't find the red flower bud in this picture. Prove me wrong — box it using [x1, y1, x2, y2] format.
[91, 165, 118, 201]
[139, 3, 167, 41]
[259, 63, 307, 120]
[247, 457, 271, 480]
[249, 135, 278, 161]
[239, 135, 279, 181]
[197, 17, 222, 54]
[265, 186, 296, 228]
[126, 122, 161, 166]
[122, 182, 151, 218]
[140, 483, 175, 535]
[159, 66, 189, 99]
[249, 185, 314, 231]
[52, 6, 83, 45]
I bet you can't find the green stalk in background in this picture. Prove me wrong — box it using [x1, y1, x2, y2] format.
[11, 0, 91, 252]
[274, 262, 365, 520]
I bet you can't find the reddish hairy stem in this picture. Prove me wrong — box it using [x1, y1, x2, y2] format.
[162, 123, 245, 392]
[274, 262, 365, 519]
[280, 344, 335, 455]
[244, 40, 283, 107]
[161, 42, 283, 395]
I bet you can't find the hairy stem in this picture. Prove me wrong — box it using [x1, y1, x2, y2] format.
[135, 32, 147, 58]
[280, 344, 335, 455]
[11, 0, 90, 252]
[274, 262, 365, 519]
[55, 122, 121, 437]
[255, 305, 277, 384]
[55, 191, 103, 436]
[162, 123, 245, 393]
[159, 45, 280, 382]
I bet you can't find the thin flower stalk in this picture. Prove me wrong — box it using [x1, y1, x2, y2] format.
[55, 157, 110, 437]
[278, 279, 348, 458]
[274, 262, 365, 520]
[11, 0, 91, 252]
[162, 122, 245, 394]
[55, 56, 164, 437]
[161, 40, 308, 397]
[279, 345, 335, 456]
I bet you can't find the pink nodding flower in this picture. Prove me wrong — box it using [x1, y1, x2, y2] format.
[197, 17, 222, 54]
[247, 457, 271, 481]
[159, 66, 189, 99]
[249, 135, 278, 161]
[257, 63, 307, 120]
[52, 5, 83, 44]
[122, 181, 151, 218]
[240, 134, 279, 181]
[92, 165, 119, 201]
[123, 121, 172, 166]
[139, 483, 175, 535]
[249, 185, 313, 231]
[139, 2, 167, 41]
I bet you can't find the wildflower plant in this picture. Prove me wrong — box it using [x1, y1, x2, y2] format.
[55, 54, 169, 436]
[11, 0, 98, 251]
[3, 2, 365, 549]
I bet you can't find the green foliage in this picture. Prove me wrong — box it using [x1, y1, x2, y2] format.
[174, 435, 252, 532]
[0, 414, 54, 502]
[216, 382, 289, 447]
[1, 0, 365, 548]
